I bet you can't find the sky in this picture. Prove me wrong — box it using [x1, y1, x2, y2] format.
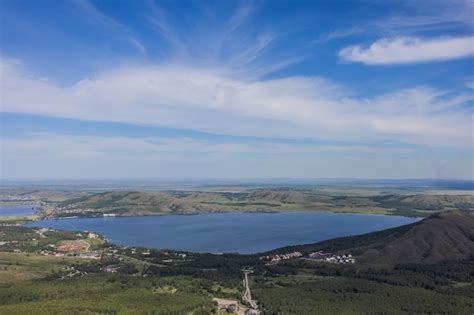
[0, 0, 473, 180]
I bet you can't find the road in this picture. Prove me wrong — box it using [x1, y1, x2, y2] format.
[242, 269, 259, 311]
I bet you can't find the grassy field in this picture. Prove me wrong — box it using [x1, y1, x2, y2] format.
[0, 216, 36, 225]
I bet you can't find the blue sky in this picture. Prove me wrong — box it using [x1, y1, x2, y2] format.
[0, 0, 473, 179]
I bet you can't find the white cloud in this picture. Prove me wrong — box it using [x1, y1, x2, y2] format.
[4, 133, 471, 180]
[1, 58, 472, 149]
[339, 36, 474, 65]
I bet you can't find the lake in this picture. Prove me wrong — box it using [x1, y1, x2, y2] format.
[27, 212, 420, 254]
[0, 206, 35, 217]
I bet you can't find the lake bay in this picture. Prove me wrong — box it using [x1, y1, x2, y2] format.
[0, 206, 35, 217]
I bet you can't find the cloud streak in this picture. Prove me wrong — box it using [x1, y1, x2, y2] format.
[2, 133, 471, 179]
[377, 0, 474, 32]
[73, 0, 146, 54]
[314, 27, 363, 44]
[339, 36, 474, 65]
[5, 133, 415, 156]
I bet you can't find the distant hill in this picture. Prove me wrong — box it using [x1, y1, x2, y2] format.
[399, 194, 474, 208]
[50, 190, 474, 217]
[273, 210, 474, 266]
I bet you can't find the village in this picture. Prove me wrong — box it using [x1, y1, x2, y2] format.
[260, 250, 355, 265]
[42, 204, 104, 218]
[259, 251, 303, 265]
[306, 250, 355, 264]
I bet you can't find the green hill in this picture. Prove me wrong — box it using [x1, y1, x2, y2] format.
[49, 190, 474, 217]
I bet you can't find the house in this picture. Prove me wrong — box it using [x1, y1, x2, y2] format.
[88, 233, 99, 239]
[79, 252, 101, 259]
[213, 298, 241, 313]
[227, 304, 238, 312]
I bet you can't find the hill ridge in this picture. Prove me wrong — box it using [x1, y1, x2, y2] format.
[270, 210, 474, 266]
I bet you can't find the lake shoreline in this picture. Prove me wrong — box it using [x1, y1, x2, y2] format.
[26, 211, 421, 254]
[45, 208, 415, 219]
[38, 206, 425, 222]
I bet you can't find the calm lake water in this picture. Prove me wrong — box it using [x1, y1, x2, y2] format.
[27, 212, 420, 254]
[0, 206, 35, 217]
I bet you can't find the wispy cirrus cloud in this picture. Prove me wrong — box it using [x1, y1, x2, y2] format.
[144, 1, 296, 78]
[339, 36, 474, 65]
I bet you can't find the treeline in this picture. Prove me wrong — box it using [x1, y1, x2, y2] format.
[267, 259, 474, 291]
[264, 221, 415, 256]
